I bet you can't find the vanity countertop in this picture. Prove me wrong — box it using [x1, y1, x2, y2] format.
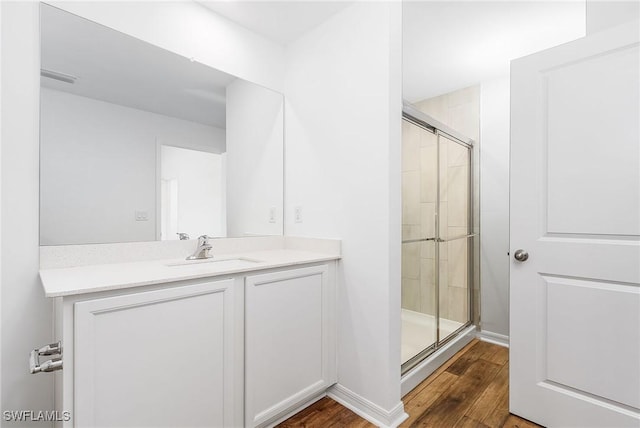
[40, 249, 340, 298]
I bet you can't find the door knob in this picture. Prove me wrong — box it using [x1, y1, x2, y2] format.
[514, 249, 529, 262]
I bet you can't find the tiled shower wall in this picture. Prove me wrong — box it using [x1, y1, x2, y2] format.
[402, 85, 480, 325]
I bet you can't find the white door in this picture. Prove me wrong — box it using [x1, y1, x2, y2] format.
[510, 21, 640, 427]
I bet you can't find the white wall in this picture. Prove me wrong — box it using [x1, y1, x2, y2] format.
[0, 1, 3, 412]
[226, 79, 284, 237]
[284, 2, 404, 423]
[40, 88, 224, 245]
[479, 77, 511, 338]
[0, 2, 285, 423]
[1, 3, 52, 426]
[586, 0, 640, 34]
[50, 1, 285, 93]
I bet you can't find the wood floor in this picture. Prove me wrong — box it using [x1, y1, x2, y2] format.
[278, 339, 542, 427]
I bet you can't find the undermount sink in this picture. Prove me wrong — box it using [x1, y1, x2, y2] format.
[165, 257, 262, 269]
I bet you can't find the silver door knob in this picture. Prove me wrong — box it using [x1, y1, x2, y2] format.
[514, 249, 529, 262]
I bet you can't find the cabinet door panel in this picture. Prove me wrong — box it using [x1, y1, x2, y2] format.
[245, 265, 333, 427]
[74, 280, 235, 427]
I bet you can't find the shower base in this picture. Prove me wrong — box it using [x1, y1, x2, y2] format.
[401, 308, 464, 364]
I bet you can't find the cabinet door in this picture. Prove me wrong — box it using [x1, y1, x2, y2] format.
[245, 265, 336, 427]
[74, 279, 238, 427]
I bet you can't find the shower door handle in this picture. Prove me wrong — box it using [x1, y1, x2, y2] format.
[514, 249, 529, 262]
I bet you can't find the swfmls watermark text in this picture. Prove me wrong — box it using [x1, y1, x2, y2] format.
[3, 410, 71, 422]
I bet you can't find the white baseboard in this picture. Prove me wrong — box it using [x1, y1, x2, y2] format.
[327, 383, 408, 428]
[400, 325, 476, 397]
[477, 330, 509, 347]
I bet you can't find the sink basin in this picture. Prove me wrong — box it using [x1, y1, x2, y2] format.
[165, 257, 261, 269]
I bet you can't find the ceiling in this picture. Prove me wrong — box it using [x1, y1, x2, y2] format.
[403, 1, 586, 101]
[198, 1, 353, 45]
[41, 4, 234, 129]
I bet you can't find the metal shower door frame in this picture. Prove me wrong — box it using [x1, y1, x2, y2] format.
[401, 101, 476, 375]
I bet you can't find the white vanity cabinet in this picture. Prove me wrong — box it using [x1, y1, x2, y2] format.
[54, 277, 243, 428]
[245, 264, 337, 427]
[44, 253, 339, 428]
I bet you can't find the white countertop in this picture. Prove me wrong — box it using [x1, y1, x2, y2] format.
[40, 249, 340, 298]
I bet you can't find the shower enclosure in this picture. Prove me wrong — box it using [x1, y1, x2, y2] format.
[401, 103, 475, 374]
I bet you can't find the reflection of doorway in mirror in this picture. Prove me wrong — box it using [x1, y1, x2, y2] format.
[160, 145, 226, 240]
[160, 179, 179, 241]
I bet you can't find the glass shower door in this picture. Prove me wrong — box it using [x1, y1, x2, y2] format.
[401, 113, 474, 374]
[401, 119, 438, 366]
[437, 133, 472, 343]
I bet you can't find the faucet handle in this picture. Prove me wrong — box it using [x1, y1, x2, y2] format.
[198, 235, 213, 246]
[176, 232, 190, 240]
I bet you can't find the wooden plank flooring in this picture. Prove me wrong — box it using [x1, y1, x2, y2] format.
[278, 339, 542, 427]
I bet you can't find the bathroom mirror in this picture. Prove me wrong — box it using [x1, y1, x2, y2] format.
[39, 4, 284, 245]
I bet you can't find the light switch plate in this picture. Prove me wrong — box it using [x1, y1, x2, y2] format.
[294, 206, 303, 223]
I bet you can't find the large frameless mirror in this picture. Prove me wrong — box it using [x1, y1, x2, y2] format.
[39, 4, 284, 245]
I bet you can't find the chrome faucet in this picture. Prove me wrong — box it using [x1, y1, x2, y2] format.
[186, 235, 214, 260]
